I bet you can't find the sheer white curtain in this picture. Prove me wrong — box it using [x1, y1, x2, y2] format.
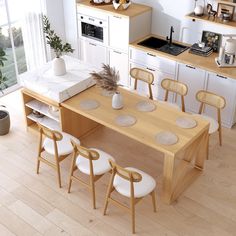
[21, 0, 47, 70]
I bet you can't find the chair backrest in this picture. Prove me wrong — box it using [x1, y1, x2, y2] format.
[71, 140, 99, 161]
[37, 123, 62, 141]
[161, 78, 188, 97]
[109, 160, 142, 182]
[196, 90, 226, 110]
[130, 67, 154, 100]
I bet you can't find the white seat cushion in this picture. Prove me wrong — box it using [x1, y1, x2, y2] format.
[158, 101, 181, 110]
[76, 148, 115, 176]
[43, 132, 80, 156]
[193, 114, 219, 134]
[113, 167, 156, 198]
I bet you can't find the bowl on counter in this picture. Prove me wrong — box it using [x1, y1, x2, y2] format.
[113, 0, 131, 10]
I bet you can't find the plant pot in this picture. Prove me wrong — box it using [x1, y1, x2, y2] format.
[0, 110, 10, 135]
[112, 91, 123, 109]
[52, 57, 66, 76]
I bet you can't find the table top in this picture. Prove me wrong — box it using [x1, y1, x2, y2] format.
[61, 86, 209, 156]
[19, 56, 99, 103]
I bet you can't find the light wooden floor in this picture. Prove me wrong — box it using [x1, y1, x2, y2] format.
[0, 90, 236, 236]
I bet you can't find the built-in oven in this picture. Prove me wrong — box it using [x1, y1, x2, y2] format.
[78, 13, 108, 46]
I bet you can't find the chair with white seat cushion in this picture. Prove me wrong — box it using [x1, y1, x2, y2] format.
[161, 78, 188, 112]
[130, 67, 154, 100]
[37, 123, 80, 188]
[195, 90, 226, 152]
[103, 160, 157, 234]
[68, 140, 115, 209]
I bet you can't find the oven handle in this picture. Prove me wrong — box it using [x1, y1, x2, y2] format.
[78, 14, 108, 28]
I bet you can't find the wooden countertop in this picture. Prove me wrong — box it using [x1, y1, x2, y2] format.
[130, 35, 236, 80]
[77, 0, 151, 17]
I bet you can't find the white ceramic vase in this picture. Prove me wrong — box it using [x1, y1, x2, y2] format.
[112, 91, 123, 109]
[52, 57, 66, 76]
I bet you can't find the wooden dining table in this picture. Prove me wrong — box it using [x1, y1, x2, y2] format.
[61, 86, 209, 204]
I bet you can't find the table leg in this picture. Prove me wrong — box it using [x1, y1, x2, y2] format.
[162, 153, 175, 204]
[195, 129, 209, 170]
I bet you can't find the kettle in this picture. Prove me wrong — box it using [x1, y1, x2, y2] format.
[194, 0, 204, 16]
[194, 5, 204, 16]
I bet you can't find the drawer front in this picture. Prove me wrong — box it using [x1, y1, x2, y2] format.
[129, 47, 176, 75]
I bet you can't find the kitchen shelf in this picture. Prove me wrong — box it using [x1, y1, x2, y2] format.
[27, 113, 61, 130]
[216, 0, 236, 6]
[186, 12, 236, 28]
[26, 99, 60, 122]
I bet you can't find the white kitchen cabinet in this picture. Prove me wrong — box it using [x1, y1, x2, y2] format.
[129, 62, 175, 101]
[177, 63, 206, 113]
[79, 39, 108, 69]
[109, 49, 129, 87]
[108, 11, 152, 52]
[129, 47, 176, 75]
[205, 72, 236, 128]
[109, 15, 129, 52]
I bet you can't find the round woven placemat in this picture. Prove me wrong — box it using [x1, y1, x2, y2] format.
[155, 131, 178, 146]
[79, 99, 100, 110]
[115, 114, 137, 127]
[176, 116, 197, 129]
[135, 101, 156, 112]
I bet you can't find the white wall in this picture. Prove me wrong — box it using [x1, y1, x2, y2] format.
[133, 0, 236, 44]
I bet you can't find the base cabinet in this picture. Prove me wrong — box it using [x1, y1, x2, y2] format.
[205, 73, 236, 128]
[129, 62, 175, 100]
[177, 63, 206, 113]
[109, 49, 129, 87]
[79, 39, 108, 68]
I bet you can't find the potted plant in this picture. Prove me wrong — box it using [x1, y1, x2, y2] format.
[0, 47, 8, 94]
[43, 15, 74, 76]
[90, 64, 123, 109]
[0, 105, 10, 135]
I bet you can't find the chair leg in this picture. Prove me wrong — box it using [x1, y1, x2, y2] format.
[206, 134, 210, 160]
[68, 178, 72, 193]
[131, 198, 136, 234]
[151, 190, 157, 212]
[91, 181, 96, 209]
[36, 158, 40, 174]
[219, 128, 222, 146]
[55, 163, 62, 188]
[103, 172, 116, 215]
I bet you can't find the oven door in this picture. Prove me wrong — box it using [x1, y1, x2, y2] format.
[78, 13, 108, 46]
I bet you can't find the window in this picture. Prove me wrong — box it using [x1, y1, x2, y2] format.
[0, 0, 27, 95]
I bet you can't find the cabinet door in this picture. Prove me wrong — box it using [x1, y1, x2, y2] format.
[177, 63, 206, 113]
[129, 62, 175, 101]
[109, 49, 129, 87]
[205, 73, 236, 128]
[109, 15, 129, 52]
[79, 39, 107, 68]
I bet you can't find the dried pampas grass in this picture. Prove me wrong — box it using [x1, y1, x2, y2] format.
[90, 64, 120, 92]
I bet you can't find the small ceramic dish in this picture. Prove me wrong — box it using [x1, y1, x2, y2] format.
[113, 0, 131, 10]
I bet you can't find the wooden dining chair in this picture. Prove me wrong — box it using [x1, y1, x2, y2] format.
[130, 67, 154, 100]
[68, 140, 115, 209]
[103, 160, 157, 234]
[161, 78, 188, 112]
[37, 123, 80, 188]
[195, 90, 226, 151]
